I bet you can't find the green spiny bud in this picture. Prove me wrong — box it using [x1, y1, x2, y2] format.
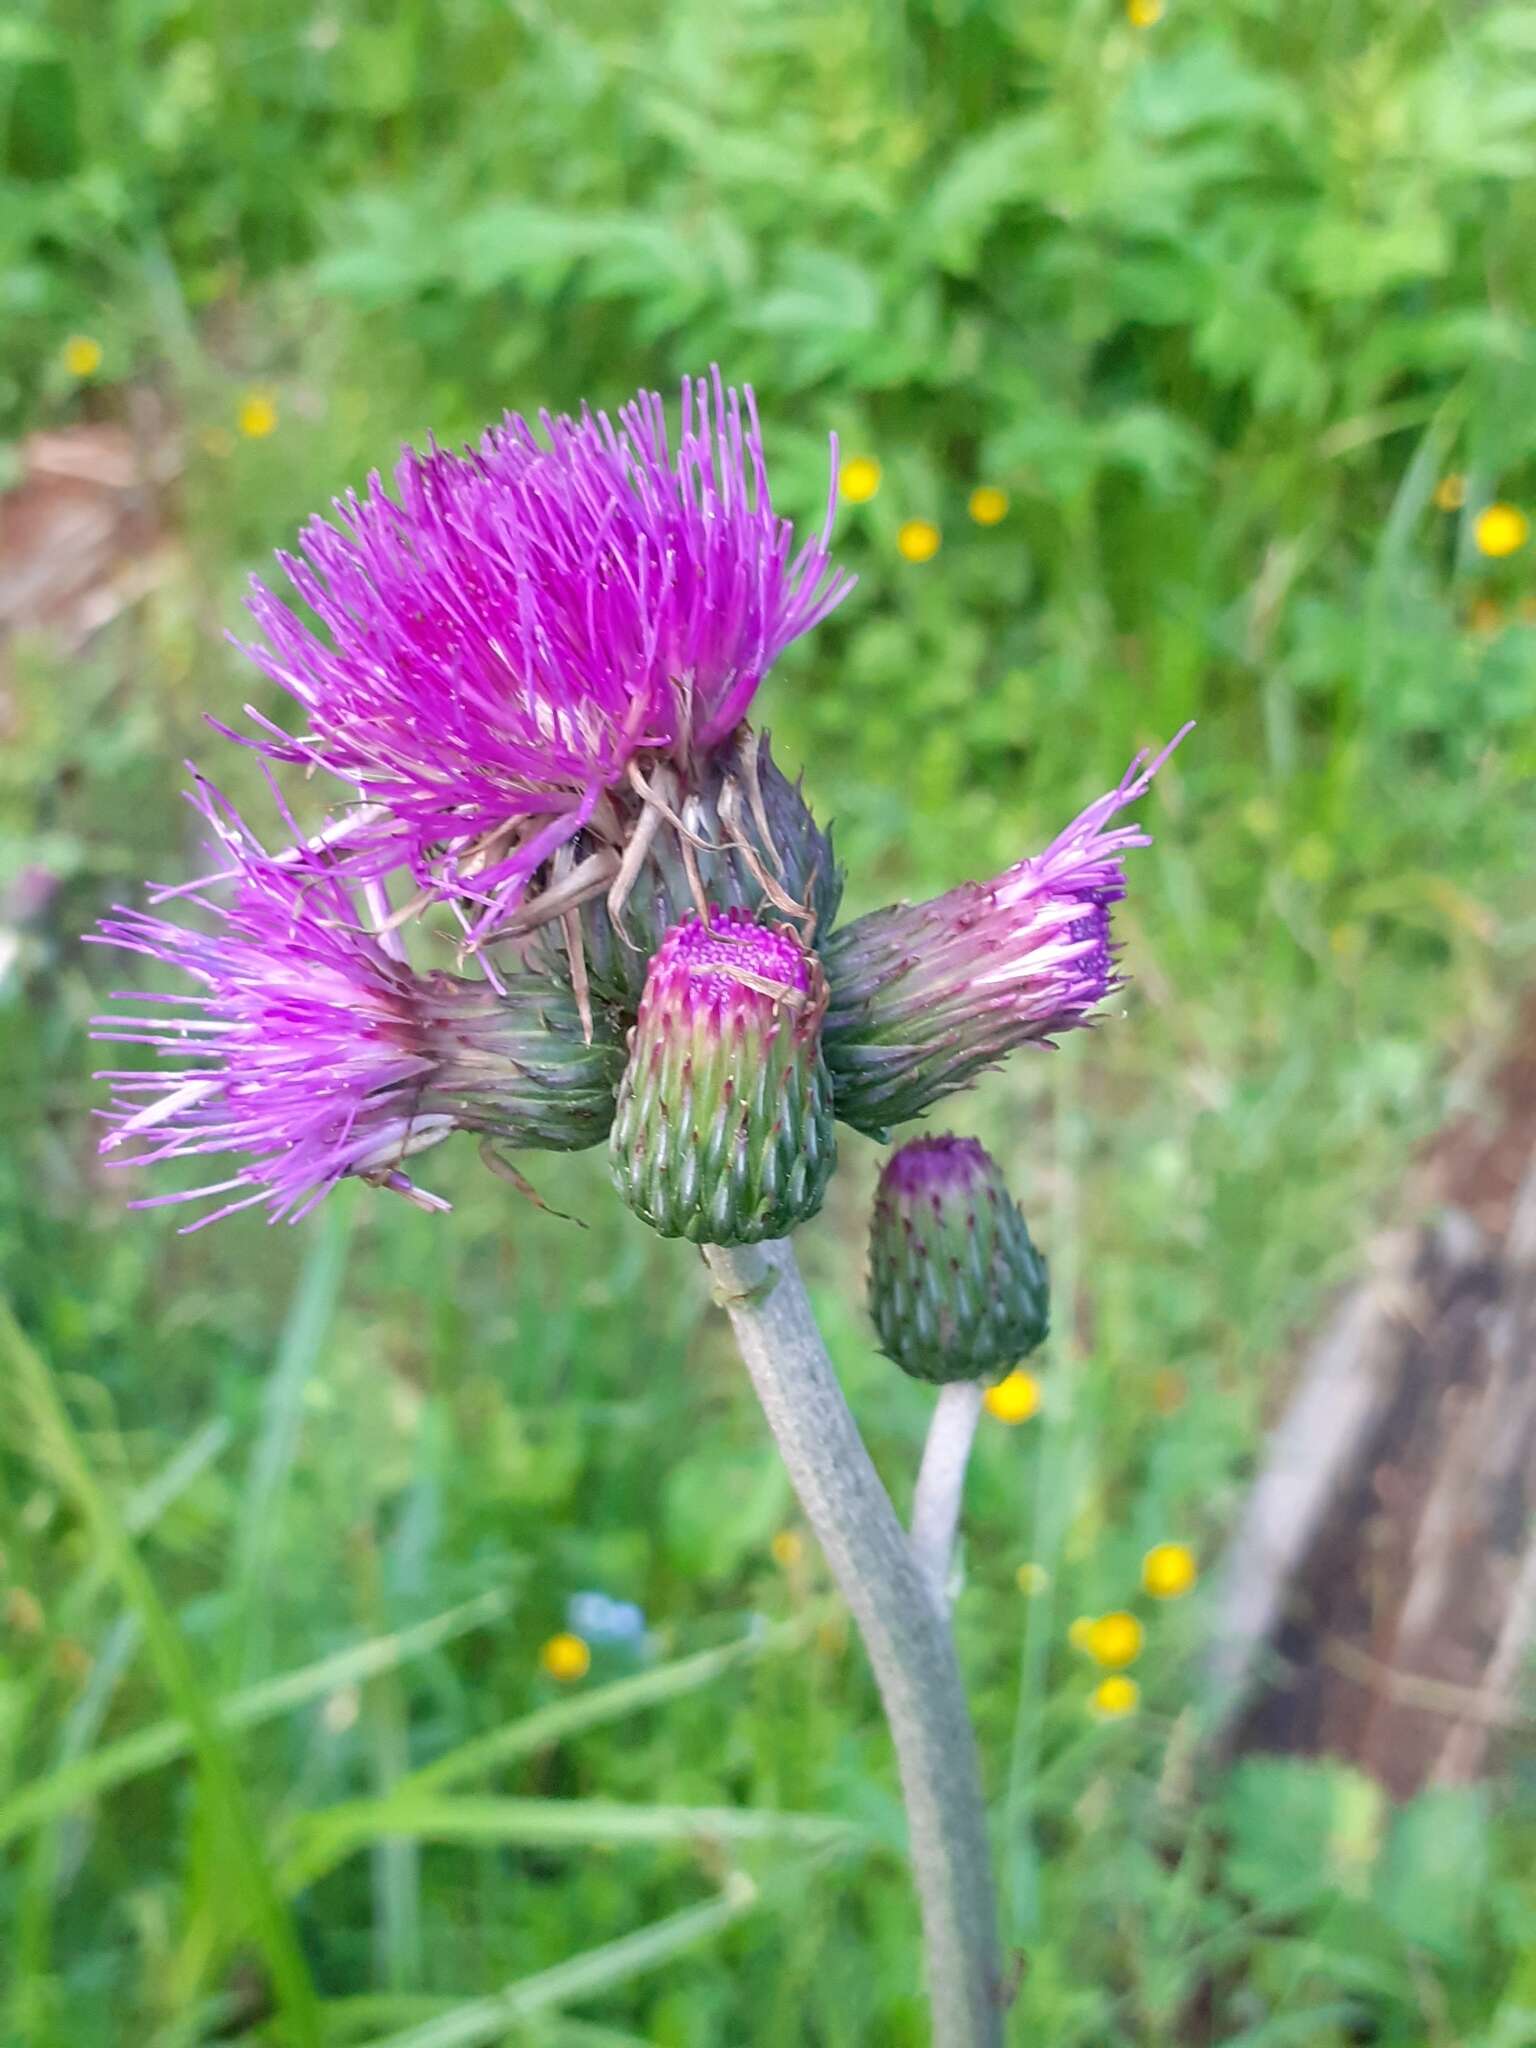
[868, 1135, 1048, 1383]
[609, 910, 836, 1244]
[540, 729, 842, 1012]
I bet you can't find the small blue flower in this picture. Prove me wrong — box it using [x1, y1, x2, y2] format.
[568, 1590, 647, 1646]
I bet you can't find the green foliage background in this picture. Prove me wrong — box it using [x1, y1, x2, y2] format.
[3, 0, 1536, 2041]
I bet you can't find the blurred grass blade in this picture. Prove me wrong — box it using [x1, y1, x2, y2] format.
[323, 2011, 651, 2048]
[0, 1299, 324, 2048]
[12, 1414, 230, 1991]
[357, 1876, 760, 2048]
[531, 2024, 656, 2048]
[408, 1614, 822, 1795]
[368, 1636, 422, 1991]
[228, 1194, 353, 1683]
[279, 1794, 868, 1893]
[0, 1587, 510, 1848]
[276, 1615, 825, 1895]
[128, 1416, 233, 1532]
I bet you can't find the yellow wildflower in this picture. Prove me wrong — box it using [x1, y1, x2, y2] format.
[1083, 1610, 1143, 1669]
[1091, 1675, 1140, 1720]
[968, 485, 1009, 527]
[237, 390, 280, 440]
[62, 335, 103, 378]
[1015, 1562, 1050, 1597]
[1126, 0, 1164, 25]
[770, 1528, 805, 1570]
[983, 1369, 1040, 1424]
[897, 519, 941, 564]
[1433, 474, 1466, 512]
[1474, 503, 1529, 559]
[539, 1632, 591, 1682]
[1141, 1542, 1198, 1600]
[840, 455, 882, 504]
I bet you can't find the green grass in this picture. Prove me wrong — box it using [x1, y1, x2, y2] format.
[4, 0, 1536, 2041]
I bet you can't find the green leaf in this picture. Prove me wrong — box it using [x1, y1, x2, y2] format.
[662, 1448, 789, 1581]
[1375, 1786, 1489, 1963]
[920, 116, 1053, 274]
[1218, 1757, 1385, 1910]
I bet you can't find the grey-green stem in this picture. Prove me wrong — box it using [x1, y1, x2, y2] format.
[702, 1239, 1004, 2048]
[910, 1379, 985, 1610]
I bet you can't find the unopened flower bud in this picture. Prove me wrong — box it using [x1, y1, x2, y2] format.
[825, 736, 1185, 1137]
[867, 1135, 1048, 1383]
[421, 972, 625, 1153]
[609, 910, 836, 1244]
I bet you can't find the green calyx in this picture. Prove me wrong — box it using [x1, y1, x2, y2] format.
[867, 1135, 1049, 1383]
[426, 971, 625, 1153]
[536, 728, 843, 1014]
[608, 911, 837, 1245]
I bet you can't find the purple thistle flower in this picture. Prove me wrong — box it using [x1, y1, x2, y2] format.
[823, 728, 1190, 1136]
[233, 371, 853, 940]
[89, 779, 621, 1230]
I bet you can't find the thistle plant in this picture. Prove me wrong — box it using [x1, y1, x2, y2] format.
[88, 372, 1181, 2047]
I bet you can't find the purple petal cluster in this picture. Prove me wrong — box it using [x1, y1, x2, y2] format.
[650, 907, 817, 1018]
[236, 371, 853, 932]
[822, 730, 1189, 1135]
[877, 1132, 995, 1202]
[91, 779, 623, 1229]
[91, 781, 466, 1227]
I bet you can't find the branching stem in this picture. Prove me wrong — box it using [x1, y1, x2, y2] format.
[703, 1239, 1003, 2048]
[910, 1380, 985, 1610]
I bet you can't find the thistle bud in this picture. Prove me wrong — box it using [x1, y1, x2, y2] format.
[423, 973, 625, 1153]
[825, 737, 1184, 1138]
[562, 729, 842, 1011]
[867, 1135, 1048, 1383]
[609, 909, 836, 1244]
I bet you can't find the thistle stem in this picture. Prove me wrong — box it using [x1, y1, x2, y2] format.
[702, 1239, 1003, 2048]
[910, 1380, 985, 1610]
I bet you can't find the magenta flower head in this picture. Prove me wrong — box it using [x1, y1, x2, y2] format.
[236, 371, 853, 941]
[608, 909, 836, 1244]
[89, 781, 622, 1229]
[823, 731, 1189, 1138]
[868, 1135, 1048, 1383]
